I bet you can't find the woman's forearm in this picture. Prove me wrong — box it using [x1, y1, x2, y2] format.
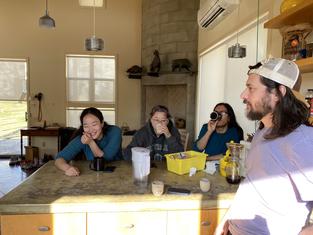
[197, 131, 212, 150]
[55, 158, 71, 172]
[88, 140, 104, 157]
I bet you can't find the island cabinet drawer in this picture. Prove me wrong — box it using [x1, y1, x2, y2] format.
[87, 211, 167, 235]
[167, 209, 228, 235]
[1, 213, 86, 235]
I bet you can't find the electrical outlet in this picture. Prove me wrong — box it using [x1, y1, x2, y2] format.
[42, 141, 46, 147]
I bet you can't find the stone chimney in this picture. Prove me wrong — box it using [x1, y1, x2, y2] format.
[141, 0, 200, 148]
[142, 0, 199, 72]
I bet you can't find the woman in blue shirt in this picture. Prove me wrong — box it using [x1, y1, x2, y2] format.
[193, 103, 243, 158]
[55, 107, 122, 176]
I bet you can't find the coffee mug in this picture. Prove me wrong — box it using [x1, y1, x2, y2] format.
[200, 178, 210, 192]
[89, 157, 105, 171]
[151, 180, 164, 196]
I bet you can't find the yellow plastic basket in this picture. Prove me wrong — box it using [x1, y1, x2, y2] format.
[165, 151, 207, 175]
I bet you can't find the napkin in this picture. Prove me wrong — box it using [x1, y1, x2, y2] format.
[204, 160, 219, 175]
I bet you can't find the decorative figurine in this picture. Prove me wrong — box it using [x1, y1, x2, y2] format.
[172, 58, 192, 72]
[148, 50, 161, 76]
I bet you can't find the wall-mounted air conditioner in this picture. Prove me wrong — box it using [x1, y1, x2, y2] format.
[198, 0, 239, 29]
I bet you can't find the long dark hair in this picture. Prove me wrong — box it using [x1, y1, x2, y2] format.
[74, 107, 108, 137]
[214, 102, 244, 140]
[259, 77, 310, 139]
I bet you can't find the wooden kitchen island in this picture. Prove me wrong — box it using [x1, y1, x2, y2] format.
[0, 161, 238, 235]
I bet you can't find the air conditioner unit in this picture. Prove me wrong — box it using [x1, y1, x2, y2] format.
[198, 0, 239, 29]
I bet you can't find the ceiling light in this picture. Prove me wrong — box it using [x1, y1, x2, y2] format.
[85, 0, 104, 51]
[39, 0, 55, 28]
[228, 43, 246, 58]
[228, 0, 246, 58]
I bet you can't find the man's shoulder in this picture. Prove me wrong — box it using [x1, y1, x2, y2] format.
[294, 124, 313, 141]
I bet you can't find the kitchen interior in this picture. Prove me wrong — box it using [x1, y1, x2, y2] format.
[0, 0, 313, 234]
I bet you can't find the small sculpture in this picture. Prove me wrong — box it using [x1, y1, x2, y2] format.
[126, 65, 143, 74]
[126, 65, 143, 79]
[172, 58, 192, 72]
[149, 50, 161, 76]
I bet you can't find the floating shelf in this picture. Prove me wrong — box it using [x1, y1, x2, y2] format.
[264, 0, 313, 29]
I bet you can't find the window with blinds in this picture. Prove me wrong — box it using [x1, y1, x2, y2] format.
[66, 55, 116, 127]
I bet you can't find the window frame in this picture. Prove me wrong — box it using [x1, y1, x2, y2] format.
[65, 54, 117, 125]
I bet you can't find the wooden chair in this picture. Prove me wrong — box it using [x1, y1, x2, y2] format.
[178, 129, 189, 151]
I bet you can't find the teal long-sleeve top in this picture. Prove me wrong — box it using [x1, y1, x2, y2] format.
[193, 124, 241, 156]
[56, 125, 122, 161]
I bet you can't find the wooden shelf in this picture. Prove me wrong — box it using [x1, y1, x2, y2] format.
[264, 1, 313, 73]
[264, 0, 313, 29]
[295, 57, 313, 73]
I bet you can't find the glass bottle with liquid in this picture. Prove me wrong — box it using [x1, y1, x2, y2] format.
[225, 142, 243, 184]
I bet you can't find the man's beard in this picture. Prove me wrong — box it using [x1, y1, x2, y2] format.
[244, 95, 273, 121]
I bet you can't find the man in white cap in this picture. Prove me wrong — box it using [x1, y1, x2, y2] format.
[215, 58, 313, 235]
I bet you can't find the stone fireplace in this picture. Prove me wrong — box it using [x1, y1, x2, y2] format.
[141, 0, 199, 147]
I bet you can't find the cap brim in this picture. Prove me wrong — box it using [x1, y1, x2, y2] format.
[292, 90, 310, 108]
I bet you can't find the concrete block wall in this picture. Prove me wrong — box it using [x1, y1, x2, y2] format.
[142, 0, 199, 72]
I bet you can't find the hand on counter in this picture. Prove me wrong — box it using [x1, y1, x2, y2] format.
[65, 165, 80, 176]
[55, 158, 80, 177]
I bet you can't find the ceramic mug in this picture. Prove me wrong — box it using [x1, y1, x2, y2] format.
[151, 180, 164, 196]
[89, 157, 105, 171]
[200, 178, 210, 192]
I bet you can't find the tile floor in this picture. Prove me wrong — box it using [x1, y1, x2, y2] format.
[0, 159, 28, 198]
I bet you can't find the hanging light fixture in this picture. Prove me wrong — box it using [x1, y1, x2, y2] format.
[39, 0, 56, 28]
[85, 0, 104, 51]
[228, 0, 246, 58]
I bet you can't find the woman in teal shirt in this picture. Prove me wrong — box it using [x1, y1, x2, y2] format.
[193, 103, 243, 157]
[55, 107, 122, 176]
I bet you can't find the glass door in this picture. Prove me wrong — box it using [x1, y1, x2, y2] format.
[0, 59, 28, 157]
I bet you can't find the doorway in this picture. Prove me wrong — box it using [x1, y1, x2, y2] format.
[0, 59, 28, 157]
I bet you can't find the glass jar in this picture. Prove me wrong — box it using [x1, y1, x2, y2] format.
[225, 142, 243, 184]
[225, 156, 241, 184]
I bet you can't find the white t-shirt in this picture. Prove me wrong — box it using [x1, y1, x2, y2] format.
[228, 125, 313, 235]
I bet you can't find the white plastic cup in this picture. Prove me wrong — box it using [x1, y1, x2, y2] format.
[131, 147, 150, 187]
[200, 178, 210, 192]
[151, 180, 164, 196]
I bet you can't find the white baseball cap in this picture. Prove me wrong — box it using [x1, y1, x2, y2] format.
[248, 58, 308, 107]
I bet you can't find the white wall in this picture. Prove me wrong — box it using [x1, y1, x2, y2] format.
[196, 17, 268, 139]
[196, 45, 227, 136]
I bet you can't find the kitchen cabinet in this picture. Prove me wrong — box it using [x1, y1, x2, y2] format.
[87, 211, 167, 235]
[0, 209, 227, 235]
[0, 213, 86, 235]
[167, 209, 227, 235]
[0, 161, 237, 235]
[264, 0, 313, 73]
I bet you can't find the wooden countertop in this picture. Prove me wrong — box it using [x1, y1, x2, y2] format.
[0, 161, 238, 214]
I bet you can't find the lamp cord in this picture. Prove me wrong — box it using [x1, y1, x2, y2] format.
[236, 0, 240, 44]
[93, 0, 96, 37]
[256, 0, 260, 62]
[45, 0, 48, 14]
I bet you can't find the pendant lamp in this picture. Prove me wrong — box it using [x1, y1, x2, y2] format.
[228, 0, 246, 58]
[85, 0, 104, 51]
[39, 0, 56, 28]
